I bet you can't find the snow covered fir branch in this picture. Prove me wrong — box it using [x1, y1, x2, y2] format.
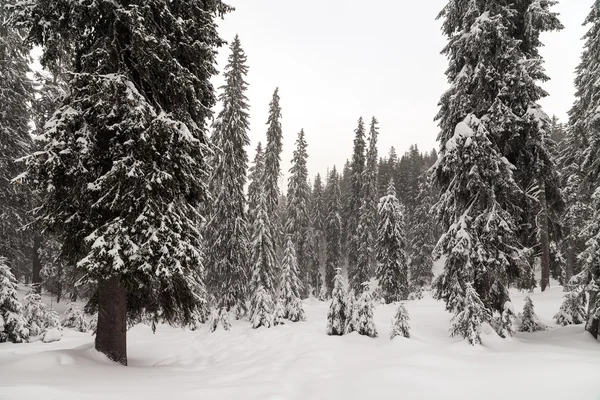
[0, 0, 599, 398]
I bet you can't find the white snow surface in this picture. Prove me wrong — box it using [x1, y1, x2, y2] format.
[1, 286, 599, 399]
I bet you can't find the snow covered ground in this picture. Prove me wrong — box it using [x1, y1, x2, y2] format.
[1, 285, 599, 400]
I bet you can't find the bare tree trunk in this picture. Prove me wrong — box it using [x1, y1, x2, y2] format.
[587, 289, 599, 340]
[565, 238, 575, 284]
[95, 275, 127, 365]
[32, 235, 42, 293]
[539, 181, 551, 292]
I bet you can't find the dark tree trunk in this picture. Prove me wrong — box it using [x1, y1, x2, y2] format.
[32, 235, 42, 293]
[565, 239, 575, 284]
[587, 290, 599, 341]
[95, 275, 127, 365]
[539, 181, 550, 292]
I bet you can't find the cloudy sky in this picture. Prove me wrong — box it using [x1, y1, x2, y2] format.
[212, 1, 591, 182]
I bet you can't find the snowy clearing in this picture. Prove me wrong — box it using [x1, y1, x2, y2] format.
[1, 286, 599, 400]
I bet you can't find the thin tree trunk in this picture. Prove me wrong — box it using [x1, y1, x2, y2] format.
[587, 289, 599, 340]
[32, 235, 42, 293]
[539, 181, 551, 292]
[565, 238, 575, 284]
[95, 275, 127, 365]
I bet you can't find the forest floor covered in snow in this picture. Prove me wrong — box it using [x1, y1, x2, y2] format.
[1, 285, 599, 400]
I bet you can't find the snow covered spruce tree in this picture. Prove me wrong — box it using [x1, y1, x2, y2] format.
[356, 283, 378, 338]
[376, 180, 409, 303]
[62, 302, 89, 333]
[449, 283, 489, 345]
[279, 236, 306, 322]
[15, 0, 231, 364]
[432, 1, 561, 341]
[567, 1, 600, 341]
[347, 118, 367, 290]
[249, 193, 277, 329]
[345, 290, 359, 334]
[519, 296, 545, 333]
[0, 3, 33, 280]
[324, 168, 343, 295]
[500, 301, 516, 338]
[390, 303, 410, 340]
[308, 174, 326, 295]
[554, 289, 587, 327]
[0, 259, 28, 342]
[264, 88, 284, 215]
[205, 35, 251, 318]
[408, 178, 436, 290]
[327, 268, 347, 336]
[23, 290, 60, 337]
[361, 117, 380, 274]
[248, 143, 265, 225]
[286, 130, 311, 296]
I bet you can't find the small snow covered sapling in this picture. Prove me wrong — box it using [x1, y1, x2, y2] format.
[23, 292, 49, 337]
[357, 283, 378, 338]
[554, 289, 587, 326]
[0, 261, 29, 343]
[449, 283, 489, 345]
[345, 290, 358, 334]
[326, 268, 347, 336]
[501, 301, 516, 337]
[209, 307, 232, 332]
[390, 303, 410, 339]
[519, 296, 546, 333]
[250, 287, 274, 329]
[273, 299, 285, 326]
[62, 302, 89, 332]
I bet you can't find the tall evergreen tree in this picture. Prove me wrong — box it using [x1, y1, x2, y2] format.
[248, 143, 265, 224]
[347, 118, 366, 286]
[408, 178, 435, 289]
[376, 180, 409, 303]
[0, 5, 33, 280]
[324, 168, 343, 295]
[362, 117, 379, 273]
[326, 268, 347, 336]
[16, 0, 231, 364]
[286, 130, 311, 296]
[263, 88, 283, 214]
[279, 236, 306, 322]
[567, 1, 600, 340]
[205, 35, 251, 315]
[249, 193, 277, 329]
[432, 1, 561, 340]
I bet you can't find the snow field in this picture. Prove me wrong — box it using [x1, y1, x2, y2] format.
[1, 285, 599, 399]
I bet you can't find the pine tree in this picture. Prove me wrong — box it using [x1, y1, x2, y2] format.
[345, 290, 358, 334]
[324, 168, 343, 295]
[205, 35, 251, 315]
[279, 236, 306, 322]
[390, 303, 410, 340]
[326, 268, 347, 336]
[408, 178, 435, 290]
[362, 117, 379, 273]
[23, 291, 49, 337]
[433, 0, 562, 334]
[568, 1, 600, 341]
[353, 201, 373, 294]
[347, 118, 367, 277]
[500, 301, 516, 338]
[356, 283, 378, 338]
[15, 0, 231, 364]
[376, 180, 409, 303]
[449, 283, 489, 345]
[62, 302, 89, 332]
[554, 288, 587, 327]
[305, 227, 323, 297]
[286, 130, 311, 297]
[0, 259, 28, 343]
[520, 296, 545, 333]
[263, 88, 283, 214]
[249, 193, 277, 329]
[0, 3, 33, 280]
[248, 143, 265, 225]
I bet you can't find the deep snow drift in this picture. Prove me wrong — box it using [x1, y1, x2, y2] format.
[1, 286, 599, 400]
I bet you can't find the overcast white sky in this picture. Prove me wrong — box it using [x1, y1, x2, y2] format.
[212, 0, 591, 182]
